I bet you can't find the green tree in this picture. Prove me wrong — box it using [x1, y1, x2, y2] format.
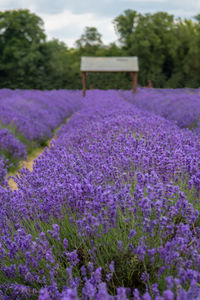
[75, 26, 103, 55]
[194, 14, 200, 23]
[114, 10, 176, 87]
[113, 10, 141, 49]
[169, 18, 200, 88]
[39, 39, 76, 89]
[0, 9, 46, 88]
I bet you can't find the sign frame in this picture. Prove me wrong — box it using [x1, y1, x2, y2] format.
[81, 56, 139, 96]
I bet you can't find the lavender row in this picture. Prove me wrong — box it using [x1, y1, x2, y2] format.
[121, 88, 200, 132]
[0, 126, 27, 184]
[0, 89, 82, 179]
[0, 90, 200, 299]
[0, 89, 82, 142]
[0, 157, 7, 186]
[0, 126, 27, 160]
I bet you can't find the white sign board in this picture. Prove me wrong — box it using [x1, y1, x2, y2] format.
[81, 56, 139, 72]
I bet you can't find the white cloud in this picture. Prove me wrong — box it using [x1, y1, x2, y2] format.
[0, 0, 36, 11]
[173, 0, 200, 8]
[166, 9, 198, 18]
[39, 10, 117, 47]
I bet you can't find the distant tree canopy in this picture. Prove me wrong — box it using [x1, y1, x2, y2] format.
[114, 10, 200, 88]
[0, 10, 46, 88]
[0, 9, 200, 89]
[75, 26, 103, 54]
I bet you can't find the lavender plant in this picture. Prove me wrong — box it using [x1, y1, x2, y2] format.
[0, 126, 27, 166]
[0, 90, 200, 299]
[0, 156, 7, 186]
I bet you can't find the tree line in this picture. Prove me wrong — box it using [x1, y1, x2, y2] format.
[0, 9, 200, 90]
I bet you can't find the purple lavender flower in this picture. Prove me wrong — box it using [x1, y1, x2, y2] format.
[38, 288, 51, 300]
[0, 89, 200, 299]
[65, 250, 79, 267]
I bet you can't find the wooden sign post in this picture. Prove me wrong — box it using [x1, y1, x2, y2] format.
[82, 71, 86, 97]
[81, 57, 139, 97]
[130, 72, 138, 94]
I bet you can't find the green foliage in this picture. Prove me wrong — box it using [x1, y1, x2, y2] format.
[113, 11, 200, 88]
[38, 39, 74, 89]
[0, 9, 46, 89]
[0, 9, 200, 89]
[75, 26, 103, 55]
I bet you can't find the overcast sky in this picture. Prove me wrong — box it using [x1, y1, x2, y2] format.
[0, 0, 199, 47]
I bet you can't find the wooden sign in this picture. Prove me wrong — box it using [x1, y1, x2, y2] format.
[81, 56, 139, 96]
[81, 57, 139, 72]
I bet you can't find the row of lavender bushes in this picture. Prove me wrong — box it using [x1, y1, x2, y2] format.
[0, 89, 82, 179]
[0, 90, 200, 299]
[121, 88, 200, 133]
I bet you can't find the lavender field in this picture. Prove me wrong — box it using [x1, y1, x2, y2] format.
[0, 89, 200, 299]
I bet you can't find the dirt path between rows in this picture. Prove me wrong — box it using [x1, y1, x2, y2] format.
[8, 147, 46, 190]
[7, 117, 70, 190]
